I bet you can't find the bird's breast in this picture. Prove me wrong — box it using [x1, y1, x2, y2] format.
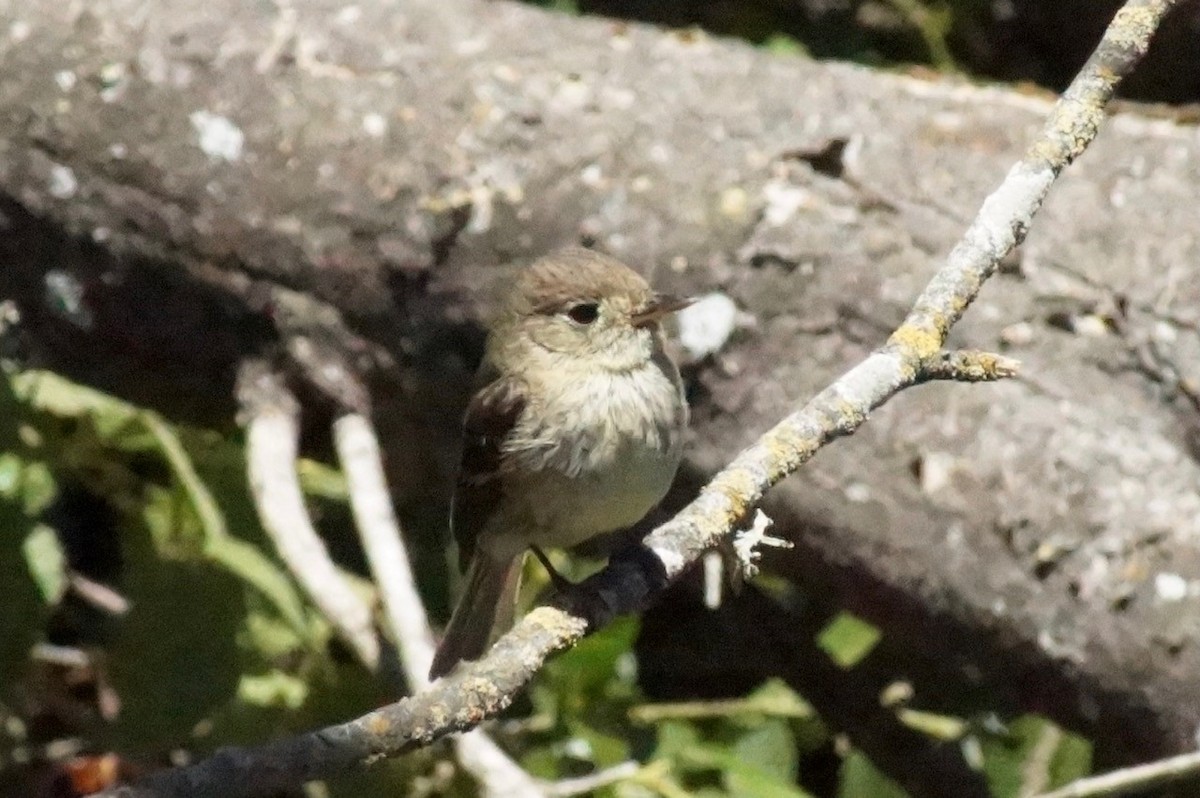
[501, 361, 686, 545]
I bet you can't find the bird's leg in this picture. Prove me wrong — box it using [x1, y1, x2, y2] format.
[530, 545, 576, 593]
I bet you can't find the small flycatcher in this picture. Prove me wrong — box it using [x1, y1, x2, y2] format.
[430, 248, 691, 679]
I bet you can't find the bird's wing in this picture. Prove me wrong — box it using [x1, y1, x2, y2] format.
[452, 371, 527, 571]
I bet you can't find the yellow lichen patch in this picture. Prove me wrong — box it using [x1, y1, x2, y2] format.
[1108, 4, 1162, 49]
[766, 423, 820, 468]
[831, 398, 867, 430]
[366, 712, 392, 736]
[1026, 137, 1068, 166]
[524, 606, 587, 644]
[715, 468, 758, 518]
[888, 323, 942, 360]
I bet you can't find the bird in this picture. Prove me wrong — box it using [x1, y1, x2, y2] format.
[429, 248, 691, 679]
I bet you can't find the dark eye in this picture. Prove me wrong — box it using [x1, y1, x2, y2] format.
[566, 302, 600, 325]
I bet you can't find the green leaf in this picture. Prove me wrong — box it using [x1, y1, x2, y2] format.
[979, 715, 1091, 798]
[897, 708, 967, 741]
[654, 720, 701, 761]
[1047, 727, 1092, 791]
[22, 524, 67, 606]
[764, 34, 808, 57]
[11, 370, 138, 429]
[0, 452, 22, 497]
[838, 751, 910, 798]
[140, 415, 311, 640]
[817, 612, 881, 668]
[680, 741, 812, 798]
[14, 460, 58, 517]
[729, 720, 800, 794]
[296, 458, 349, 501]
[238, 670, 310, 709]
[107, 519, 246, 748]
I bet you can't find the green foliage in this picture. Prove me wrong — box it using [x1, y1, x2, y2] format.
[0, 364, 1098, 796]
[978, 715, 1092, 798]
[817, 612, 882, 668]
[0, 366, 400, 789]
[838, 752, 909, 798]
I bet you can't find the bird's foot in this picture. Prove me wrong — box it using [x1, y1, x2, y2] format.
[531, 545, 577, 594]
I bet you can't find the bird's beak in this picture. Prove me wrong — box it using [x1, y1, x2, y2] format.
[631, 293, 695, 328]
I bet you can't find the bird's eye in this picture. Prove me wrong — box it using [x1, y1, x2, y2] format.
[565, 302, 600, 325]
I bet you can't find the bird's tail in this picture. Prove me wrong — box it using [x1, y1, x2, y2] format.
[429, 551, 523, 680]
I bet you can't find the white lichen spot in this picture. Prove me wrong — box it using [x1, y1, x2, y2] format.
[763, 180, 813, 226]
[919, 452, 957, 494]
[553, 78, 590, 111]
[1154, 572, 1189, 603]
[48, 164, 78, 199]
[1072, 314, 1109, 337]
[190, 110, 245, 162]
[109, 142, 128, 159]
[54, 70, 76, 91]
[677, 292, 738, 361]
[1153, 320, 1177, 344]
[845, 482, 871, 503]
[336, 5, 361, 24]
[579, 163, 604, 188]
[361, 112, 387, 138]
[9, 20, 31, 42]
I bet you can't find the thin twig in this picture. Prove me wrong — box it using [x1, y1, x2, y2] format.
[96, 2, 1178, 795]
[332, 412, 549, 798]
[237, 363, 381, 670]
[544, 761, 641, 797]
[919, 349, 1021, 383]
[333, 413, 436, 681]
[1034, 750, 1200, 798]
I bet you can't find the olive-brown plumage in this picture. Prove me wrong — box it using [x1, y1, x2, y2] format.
[430, 249, 690, 679]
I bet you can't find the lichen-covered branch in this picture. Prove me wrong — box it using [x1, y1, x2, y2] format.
[94, 1, 1178, 795]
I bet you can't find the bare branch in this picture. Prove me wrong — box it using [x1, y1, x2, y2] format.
[333, 412, 436, 681]
[333, 412, 549, 798]
[543, 762, 641, 797]
[236, 362, 381, 671]
[96, 1, 1179, 795]
[1034, 750, 1200, 798]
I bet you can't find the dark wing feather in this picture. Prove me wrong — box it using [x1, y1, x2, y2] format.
[452, 372, 527, 571]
